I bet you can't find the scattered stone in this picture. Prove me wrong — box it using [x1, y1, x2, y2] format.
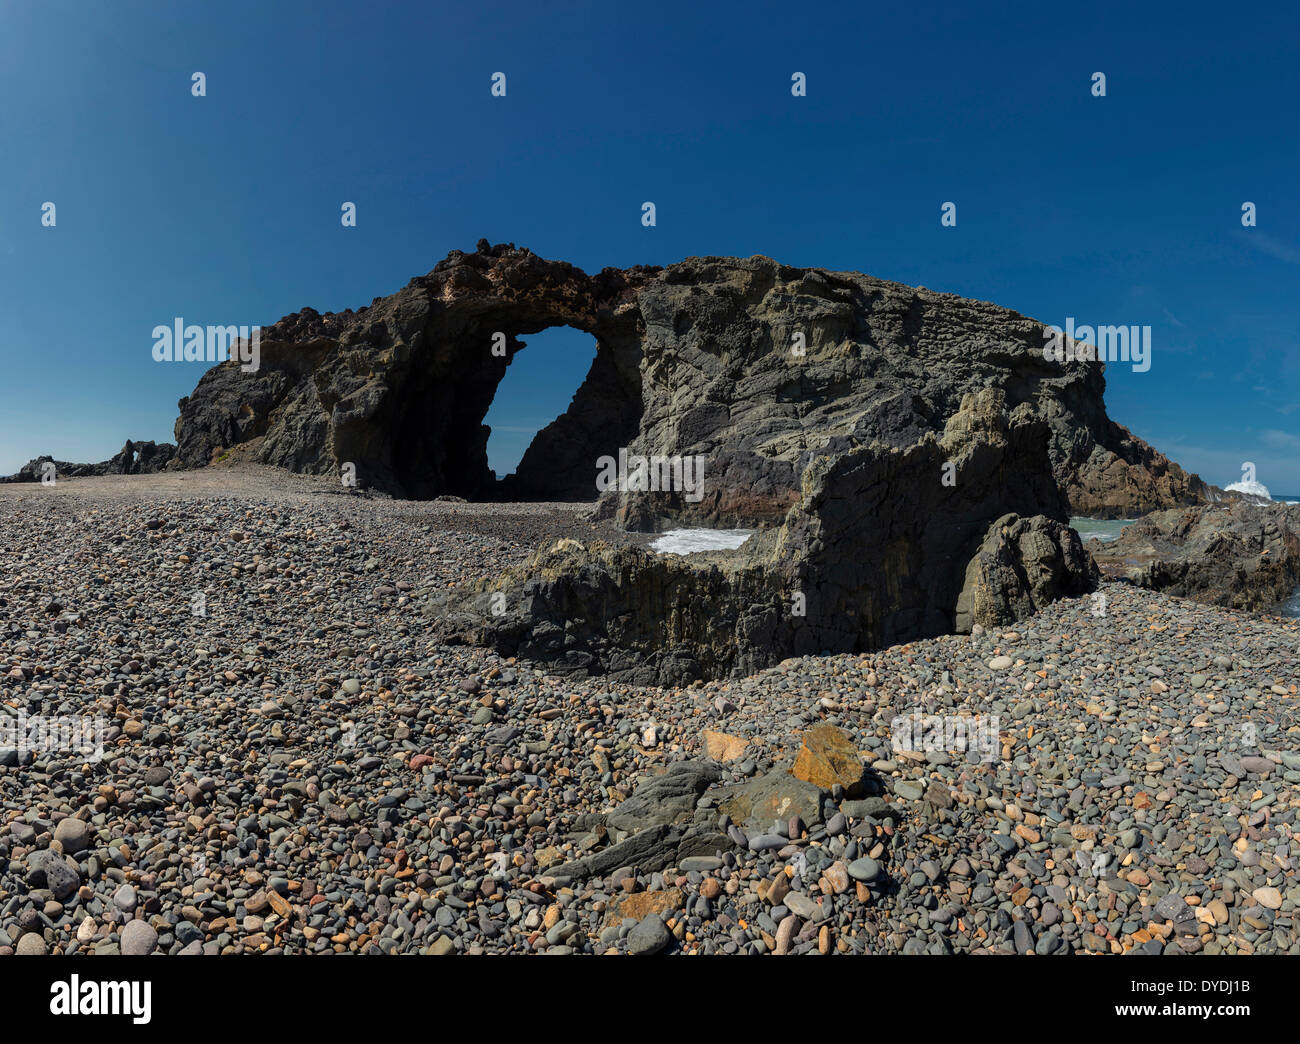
[120, 920, 158, 956]
[1253, 887, 1283, 911]
[703, 729, 749, 762]
[52, 817, 90, 854]
[626, 914, 672, 955]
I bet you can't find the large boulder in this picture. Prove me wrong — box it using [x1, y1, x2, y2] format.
[955, 513, 1099, 632]
[546, 761, 732, 881]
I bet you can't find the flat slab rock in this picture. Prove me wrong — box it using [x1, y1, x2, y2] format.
[792, 724, 865, 794]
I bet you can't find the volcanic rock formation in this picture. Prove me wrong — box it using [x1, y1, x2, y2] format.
[169, 240, 1208, 680]
[427, 389, 1100, 684]
[2, 440, 176, 483]
[1089, 500, 1300, 612]
[175, 241, 653, 501]
[172, 241, 1206, 522]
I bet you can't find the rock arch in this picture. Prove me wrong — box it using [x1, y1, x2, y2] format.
[174, 240, 1207, 528]
[174, 241, 654, 500]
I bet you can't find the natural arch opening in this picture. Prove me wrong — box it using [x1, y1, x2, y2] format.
[379, 317, 644, 502]
[497, 325, 645, 502]
[484, 326, 599, 483]
[316, 245, 649, 502]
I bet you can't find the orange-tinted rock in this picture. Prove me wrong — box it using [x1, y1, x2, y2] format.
[604, 887, 684, 928]
[792, 725, 863, 793]
[703, 730, 749, 762]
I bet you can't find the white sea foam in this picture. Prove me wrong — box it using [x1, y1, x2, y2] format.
[1223, 479, 1272, 501]
[650, 529, 755, 554]
[1068, 517, 1136, 544]
[1280, 585, 1300, 619]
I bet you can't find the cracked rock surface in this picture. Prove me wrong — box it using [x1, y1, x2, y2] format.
[171, 241, 1207, 521]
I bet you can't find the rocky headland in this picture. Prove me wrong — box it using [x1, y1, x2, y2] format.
[150, 241, 1229, 679]
[168, 241, 1206, 523]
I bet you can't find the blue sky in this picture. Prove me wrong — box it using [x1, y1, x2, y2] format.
[3, 0, 1299, 490]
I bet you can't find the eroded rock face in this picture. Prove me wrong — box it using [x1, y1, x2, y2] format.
[603, 255, 1206, 528]
[954, 513, 1099, 632]
[423, 537, 790, 685]
[174, 240, 654, 500]
[773, 388, 1074, 654]
[1090, 501, 1300, 611]
[172, 242, 1205, 520]
[427, 391, 1100, 683]
[168, 241, 1186, 679]
[2, 440, 176, 483]
[1064, 423, 1210, 520]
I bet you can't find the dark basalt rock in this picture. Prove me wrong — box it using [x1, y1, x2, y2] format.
[424, 537, 789, 686]
[1090, 500, 1300, 611]
[3, 439, 176, 483]
[165, 241, 1211, 678]
[427, 390, 1101, 683]
[170, 242, 1206, 521]
[174, 240, 653, 501]
[955, 512, 1100, 632]
[547, 761, 731, 881]
[604, 760, 721, 834]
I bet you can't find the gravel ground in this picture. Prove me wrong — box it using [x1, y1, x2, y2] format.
[1, 467, 1297, 955]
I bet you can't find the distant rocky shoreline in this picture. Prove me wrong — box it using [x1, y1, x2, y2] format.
[2, 439, 175, 483]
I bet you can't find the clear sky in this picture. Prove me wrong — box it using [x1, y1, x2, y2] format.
[3, 0, 1299, 491]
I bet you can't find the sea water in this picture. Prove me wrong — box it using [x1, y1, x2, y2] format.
[650, 529, 755, 554]
[1068, 517, 1137, 543]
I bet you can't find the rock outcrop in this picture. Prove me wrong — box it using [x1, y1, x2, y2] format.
[546, 761, 733, 882]
[168, 240, 1207, 680]
[1064, 424, 1210, 519]
[171, 241, 1206, 521]
[427, 390, 1100, 683]
[174, 241, 653, 501]
[424, 537, 787, 686]
[2, 440, 176, 483]
[954, 513, 1099, 632]
[1089, 501, 1300, 612]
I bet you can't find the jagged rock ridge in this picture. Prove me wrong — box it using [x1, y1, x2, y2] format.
[2, 440, 176, 483]
[1090, 501, 1300, 612]
[172, 241, 1207, 522]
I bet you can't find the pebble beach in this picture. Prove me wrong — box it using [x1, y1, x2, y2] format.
[2, 467, 1298, 955]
